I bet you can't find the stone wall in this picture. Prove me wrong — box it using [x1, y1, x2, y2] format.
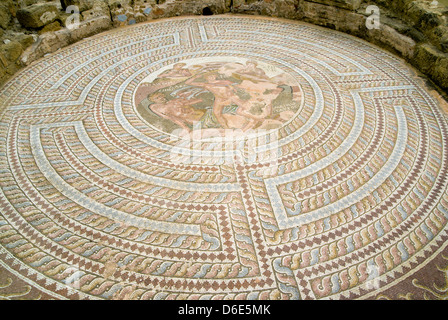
[0, 0, 447, 95]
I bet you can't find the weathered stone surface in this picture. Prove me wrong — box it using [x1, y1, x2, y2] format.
[258, 0, 301, 19]
[146, 0, 231, 19]
[3, 0, 36, 12]
[38, 20, 62, 34]
[81, 6, 110, 21]
[303, 0, 362, 11]
[108, 0, 142, 22]
[16, 3, 59, 29]
[1, 0, 448, 94]
[369, 24, 417, 59]
[300, 1, 366, 35]
[21, 14, 112, 65]
[413, 43, 447, 77]
[380, 15, 412, 34]
[233, 0, 361, 12]
[10, 32, 35, 49]
[1, 51, 11, 69]
[58, 11, 76, 28]
[68, 15, 112, 41]
[0, 63, 5, 80]
[433, 55, 448, 89]
[0, 0, 16, 21]
[232, 0, 246, 8]
[60, 0, 94, 12]
[402, 1, 445, 29]
[4, 60, 20, 75]
[441, 36, 448, 53]
[0, 4, 11, 29]
[429, 25, 448, 53]
[412, 42, 448, 89]
[0, 40, 23, 62]
[108, 0, 132, 10]
[20, 29, 70, 65]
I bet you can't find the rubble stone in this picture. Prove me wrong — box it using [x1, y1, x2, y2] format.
[16, 3, 59, 29]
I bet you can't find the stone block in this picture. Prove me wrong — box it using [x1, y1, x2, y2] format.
[368, 24, 416, 59]
[412, 43, 446, 75]
[232, 0, 246, 8]
[300, 1, 366, 35]
[68, 15, 112, 42]
[20, 29, 71, 65]
[38, 30, 71, 53]
[302, 0, 362, 11]
[17, 3, 59, 29]
[0, 4, 11, 29]
[38, 20, 62, 34]
[60, 0, 94, 12]
[9, 32, 36, 50]
[0, 64, 6, 82]
[405, 1, 443, 29]
[258, 0, 300, 20]
[0, 40, 23, 62]
[4, 60, 20, 76]
[157, 0, 231, 16]
[429, 25, 448, 53]
[433, 56, 448, 89]
[108, 0, 133, 11]
[82, 6, 110, 21]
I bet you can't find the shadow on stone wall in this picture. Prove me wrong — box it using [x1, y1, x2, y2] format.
[0, 0, 447, 97]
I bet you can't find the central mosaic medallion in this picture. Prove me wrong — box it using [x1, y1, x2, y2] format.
[134, 58, 302, 134]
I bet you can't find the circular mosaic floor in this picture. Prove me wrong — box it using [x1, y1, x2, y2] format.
[1, 15, 448, 300]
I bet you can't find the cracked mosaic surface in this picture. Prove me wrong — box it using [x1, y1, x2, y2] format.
[1, 15, 448, 300]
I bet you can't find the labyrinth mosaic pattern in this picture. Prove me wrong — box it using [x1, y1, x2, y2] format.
[1, 15, 448, 300]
